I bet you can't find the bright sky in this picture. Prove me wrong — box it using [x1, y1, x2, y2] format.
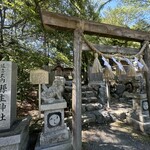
[102, 0, 118, 9]
[92, 0, 150, 23]
[100, 0, 118, 16]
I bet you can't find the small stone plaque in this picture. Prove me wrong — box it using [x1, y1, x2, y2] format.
[142, 100, 149, 111]
[47, 112, 62, 128]
[0, 61, 17, 130]
[44, 109, 65, 133]
[30, 69, 49, 84]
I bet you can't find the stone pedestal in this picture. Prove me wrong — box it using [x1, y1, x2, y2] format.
[0, 116, 31, 150]
[35, 100, 72, 150]
[126, 94, 150, 134]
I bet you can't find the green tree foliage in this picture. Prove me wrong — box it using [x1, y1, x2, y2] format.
[133, 20, 150, 31]
[102, 1, 150, 29]
[99, 0, 150, 48]
[0, 0, 149, 100]
[0, 0, 50, 100]
[123, 0, 150, 6]
[0, 0, 105, 100]
[122, 0, 150, 31]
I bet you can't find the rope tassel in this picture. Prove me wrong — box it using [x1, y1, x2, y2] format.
[125, 58, 136, 77]
[102, 56, 114, 80]
[134, 57, 144, 71]
[91, 53, 102, 73]
[140, 56, 149, 72]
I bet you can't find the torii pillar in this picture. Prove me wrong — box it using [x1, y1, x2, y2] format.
[72, 28, 82, 150]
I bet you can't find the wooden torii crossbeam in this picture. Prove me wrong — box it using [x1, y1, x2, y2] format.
[42, 11, 150, 42]
[41, 11, 150, 150]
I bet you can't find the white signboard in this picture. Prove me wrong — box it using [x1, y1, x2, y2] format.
[30, 69, 49, 84]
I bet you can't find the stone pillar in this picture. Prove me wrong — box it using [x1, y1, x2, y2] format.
[0, 61, 17, 130]
[0, 61, 31, 150]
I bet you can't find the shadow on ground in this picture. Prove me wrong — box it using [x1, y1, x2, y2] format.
[82, 122, 150, 150]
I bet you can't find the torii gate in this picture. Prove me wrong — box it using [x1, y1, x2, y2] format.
[41, 11, 150, 150]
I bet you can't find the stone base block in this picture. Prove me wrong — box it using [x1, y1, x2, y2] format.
[35, 138, 72, 150]
[35, 127, 72, 150]
[41, 100, 67, 111]
[126, 116, 150, 134]
[40, 127, 70, 145]
[0, 116, 31, 150]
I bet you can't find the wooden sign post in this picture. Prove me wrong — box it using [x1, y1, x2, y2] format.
[30, 69, 49, 117]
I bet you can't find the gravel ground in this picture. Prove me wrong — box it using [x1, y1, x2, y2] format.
[27, 102, 150, 150]
[82, 121, 150, 150]
[28, 121, 150, 150]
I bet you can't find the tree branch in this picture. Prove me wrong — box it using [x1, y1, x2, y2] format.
[98, 0, 112, 12]
[2, 19, 25, 29]
[69, 0, 85, 17]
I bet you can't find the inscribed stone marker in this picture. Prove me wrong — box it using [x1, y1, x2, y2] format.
[0, 61, 17, 130]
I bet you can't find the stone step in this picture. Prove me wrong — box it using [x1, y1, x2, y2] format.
[65, 109, 116, 126]
[82, 113, 96, 125]
[82, 91, 96, 97]
[81, 86, 89, 91]
[64, 86, 72, 92]
[82, 97, 98, 103]
[64, 114, 96, 126]
[82, 110, 116, 125]
[82, 103, 103, 113]
[65, 85, 97, 92]
[65, 114, 96, 127]
[82, 85, 98, 91]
